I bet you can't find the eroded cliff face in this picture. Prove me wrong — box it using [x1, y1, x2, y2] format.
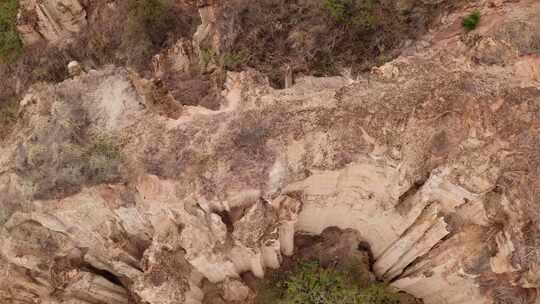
[17, 0, 87, 46]
[1, 1, 540, 304]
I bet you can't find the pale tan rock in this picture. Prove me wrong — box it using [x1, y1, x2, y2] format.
[63, 272, 130, 304]
[471, 37, 519, 65]
[16, 24, 43, 45]
[392, 227, 488, 304]
[513, 56, 540, 82]
[2, 2, 540, 304]
[490, 230, 519, 274]
[193, 5, 220, 71]
[374, 204, 450, 281]
[68, 60, 82, 76]
[272, 195, 302, 256]
[152, 39, 194, 78]
[222, 279, 250, 302]
[17, 0, 87, 47]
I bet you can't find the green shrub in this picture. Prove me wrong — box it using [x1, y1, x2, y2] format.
[122, 0, 184, 67]
[0, 98, 18, 122]
[222, 51, 246, 70]
[284, 261, 360, 304]
[126, 0, 169, 40]
[0, 0, 22, 59]
[259, 261, 401, 304]
[200, 47, 215, 66]
[86, 134, 120, 161]
[323, 0, 354, 22]
[462, 11, 481, 30]
[323, 0, 377, 27]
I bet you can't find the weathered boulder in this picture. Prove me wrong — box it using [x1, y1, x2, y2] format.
[68, 60, 82, 76]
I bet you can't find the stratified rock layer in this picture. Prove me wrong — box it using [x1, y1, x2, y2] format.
[17, 0, 87, 46]
[1, 1, 540, 304]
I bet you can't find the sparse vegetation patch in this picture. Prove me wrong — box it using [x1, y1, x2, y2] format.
[323, 0, 354, 22]
[462, 11, 481, 30]
[0, 0, 23, 59]
[224, 0, 434, 87]
[222, 51, 247, 70]
[18, 113, 123, 199]
[0, 97, 18, 121]
[121, 0, 195, 68]
[258, 261, 403, 304]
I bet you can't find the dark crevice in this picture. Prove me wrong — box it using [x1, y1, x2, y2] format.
[215, 210, 235, 233]
[398, 179, 426, 203]
[83, 264, 123, 287]
[358, 241, 375, 272]
[396, 178, 428, 215]
[389, 255, 423, 283]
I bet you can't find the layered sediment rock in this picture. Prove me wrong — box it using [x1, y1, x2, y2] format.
[1, 1, 540, 304]
[17, 0, 87, 46]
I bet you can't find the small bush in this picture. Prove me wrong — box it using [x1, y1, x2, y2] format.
[0, 97, 18, 139]
[258, 261, 401, 304]
[121, 0, 195, 69]
[20, 128, 122, 199]
[125, 0, 170, 44]
[323, 0, 354, 22]
[222, 51, 246, 70]
[122, 0, 166, 66]
[83, 133, 121, 181]
[87, 134, 120, 160]
[228, 0, 410, 86]
[462, 11, 481, 30]
[200, 47, 215, 66]
[0, 97, 18, 122]
[0, 0, 22, 59]
[9, 44, 69, 85]
[284, 261, 360, 304]
[323, 0, 378, 27]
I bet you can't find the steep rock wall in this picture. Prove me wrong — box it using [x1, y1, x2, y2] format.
[1, 1, 540, 304]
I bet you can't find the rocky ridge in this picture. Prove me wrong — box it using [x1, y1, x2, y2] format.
[1, 0, 540, 304]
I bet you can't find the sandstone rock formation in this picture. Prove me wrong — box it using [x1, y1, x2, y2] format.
[1, 1, 540, 304]
[17, 0, 87, 47]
